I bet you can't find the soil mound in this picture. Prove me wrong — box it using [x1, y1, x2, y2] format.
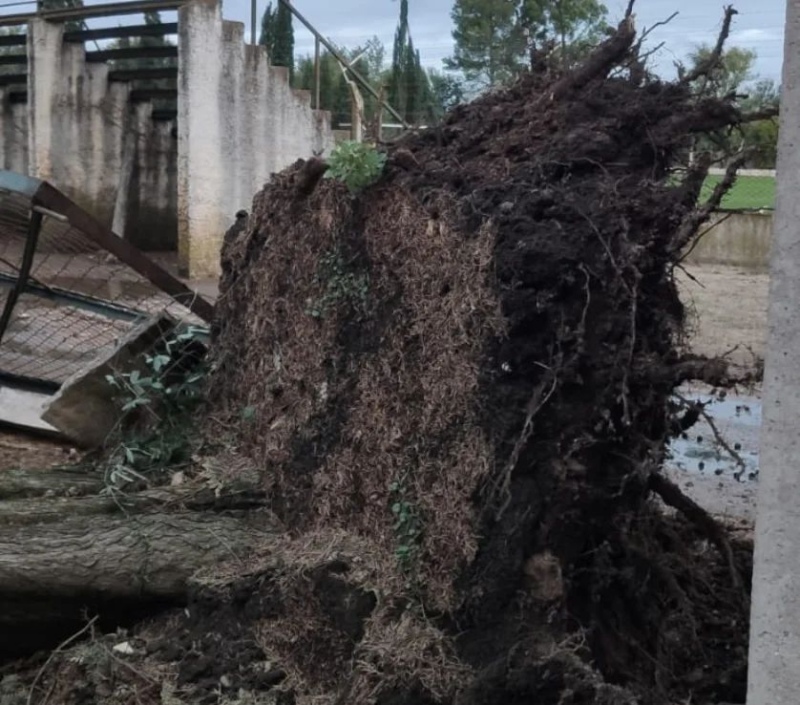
[209, 17, 752, 705]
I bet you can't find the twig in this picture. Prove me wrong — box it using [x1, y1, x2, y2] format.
[100, 644, 159, 685]
[671, 156, 744, 253]
[673, 261, 705, 287]
[638, 12, 679, 45]
[682, 6, 738, 84]
[675, 392, 748, 476]
[490, 368, 558, 519]
[677, 211, 734, 265]
[28, 615, 99, 705]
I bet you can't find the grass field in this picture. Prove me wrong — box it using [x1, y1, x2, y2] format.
[701, 173, 776, 210]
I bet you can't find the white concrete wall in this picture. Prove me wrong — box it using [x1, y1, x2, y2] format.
[125, 104, 178, 251]
[23, 18, 178, 250]
[28, 18, 130, 227]
[178, 0, 334, 277]
[684, 212, 773, 270]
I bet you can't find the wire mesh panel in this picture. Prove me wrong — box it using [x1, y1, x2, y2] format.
[0, 170, 213, 390]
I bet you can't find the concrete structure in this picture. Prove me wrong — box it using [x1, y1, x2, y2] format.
[0, 92, 28, 175]
[685, 212, 772, 270]
[28, 18, 130, 228]
[177, 0, 333, 276]
[746, 0, 800, 702]
[0, 0, 334, 276]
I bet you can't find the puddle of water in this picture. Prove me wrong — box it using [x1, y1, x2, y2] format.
[667, 391, 762, 483]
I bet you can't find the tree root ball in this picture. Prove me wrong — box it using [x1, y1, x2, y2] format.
[209, 22, 751, 705]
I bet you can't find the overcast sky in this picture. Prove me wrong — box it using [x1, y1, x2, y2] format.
[219, 0, 786, 84]
[2, 0, 783, 84]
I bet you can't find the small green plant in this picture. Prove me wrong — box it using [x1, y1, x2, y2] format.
[306, 247, 369, 319]
[390, 479, 423, 571]
[325, 140, 387, 193]
[102, 326, 208, 493]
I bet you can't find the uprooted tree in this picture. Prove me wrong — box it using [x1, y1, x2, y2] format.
[0, 8, 764, 705]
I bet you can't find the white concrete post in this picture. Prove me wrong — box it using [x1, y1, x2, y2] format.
[27, 17, 63, 181]
[747, 1, 800, 702]
[178, 0, 228, 277]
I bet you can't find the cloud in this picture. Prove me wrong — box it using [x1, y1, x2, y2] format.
[730, 28, 781, 44]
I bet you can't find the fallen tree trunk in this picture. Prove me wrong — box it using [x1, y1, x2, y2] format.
[0, 484, 267, 526]
[0, 467, 105, 499]
[0, 510, 275, 603]
[0, 470, 276, 659]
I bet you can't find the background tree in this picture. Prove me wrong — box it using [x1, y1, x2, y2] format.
[40, 0, 84, 32]
[386, 0, 436, 126]
[445, 0, 521, 87]
[427, 68, 466, 118]
[259, 1, 294, 77]
[518, 0, 608, 66]
[688, 44, 757, 98]
[687, 45, 779, 168]
[295, 46, 375, 129]
[107, 11, 176, 97]
[446, 0, 608, 88]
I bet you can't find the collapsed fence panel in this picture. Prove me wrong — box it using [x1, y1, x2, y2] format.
[0, 169, 213, 393]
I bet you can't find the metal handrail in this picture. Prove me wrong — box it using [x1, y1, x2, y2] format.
[275, 0, 410, 131]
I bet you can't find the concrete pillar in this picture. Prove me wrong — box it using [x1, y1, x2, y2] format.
[27, 17, 130, 227]
[178, 0, 334, 278]
[178, 0, 227, 277]
[747, 1, 800, 702]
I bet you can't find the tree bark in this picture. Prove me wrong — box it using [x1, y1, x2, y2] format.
[0, 466, 276, 658]
[0, 466, 105, 499]
[0, 510, 275, 604]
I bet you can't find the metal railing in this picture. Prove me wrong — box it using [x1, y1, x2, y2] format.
[274, 0, 410, 134]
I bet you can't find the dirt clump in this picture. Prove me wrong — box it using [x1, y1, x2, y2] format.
[203, 15, 754, 705]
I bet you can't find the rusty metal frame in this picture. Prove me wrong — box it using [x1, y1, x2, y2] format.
[29, 180, 215, 323]
[0, 170, 214, 394]
[0, 170, 214, 325]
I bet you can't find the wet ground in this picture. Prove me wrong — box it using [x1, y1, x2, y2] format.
[667, 386, 760, 522]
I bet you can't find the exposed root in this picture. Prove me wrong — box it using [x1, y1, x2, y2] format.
[649, 472, 746, 603]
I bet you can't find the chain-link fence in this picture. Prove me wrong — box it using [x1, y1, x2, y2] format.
[702, 169, 776, 212]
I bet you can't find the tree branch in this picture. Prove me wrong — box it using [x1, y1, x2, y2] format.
[670, 155, 744, 252]
[550, 16, 637, 99]
[739, 106, 779, 123]
[682, 6, 738, 84]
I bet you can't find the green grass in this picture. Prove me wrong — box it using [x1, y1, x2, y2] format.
[700, 174, 775, 211]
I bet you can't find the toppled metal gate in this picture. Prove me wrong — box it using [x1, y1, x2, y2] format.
[0, 170, 214, 396]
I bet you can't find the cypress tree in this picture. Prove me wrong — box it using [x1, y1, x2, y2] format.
[259, 1, 295, 78]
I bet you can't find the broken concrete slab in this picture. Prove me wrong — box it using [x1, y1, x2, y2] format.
[0, 385, 60, 437]
[41, 313, 177, 448]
